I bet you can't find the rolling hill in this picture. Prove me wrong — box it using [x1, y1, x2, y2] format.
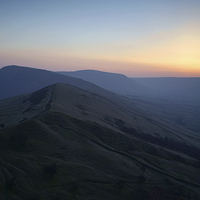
[58, 69, 150, 96]
[0, 65, 116, 100]
[59, 69, 200, 134]
[59, 69, 200, 100]
[1, 65, 199, 134]
[1, 83, 200, 200]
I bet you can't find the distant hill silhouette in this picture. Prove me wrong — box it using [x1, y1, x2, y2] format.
[133, 77, 200, 101]
[58, 69, 150, 96]
[59, 70, 200, 101]
[0, 66, 116, 100]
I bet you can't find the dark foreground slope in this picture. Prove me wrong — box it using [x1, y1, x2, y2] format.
[1, 83, 200, 200]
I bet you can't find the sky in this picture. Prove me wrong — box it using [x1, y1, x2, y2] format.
[0, 0, 200, 77]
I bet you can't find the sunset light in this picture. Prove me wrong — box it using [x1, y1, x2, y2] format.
[0, 0, 200, 77]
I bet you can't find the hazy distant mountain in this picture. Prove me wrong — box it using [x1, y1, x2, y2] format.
[58, 70, 150, 96]
[1, 83, 200, 199]
[0, 65, 115, 100]
[132, 77, 200, 101]
[59, 69, 200, 101]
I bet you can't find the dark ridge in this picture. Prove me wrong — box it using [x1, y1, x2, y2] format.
[0, 65, 112, 100]
[29, 87, 48, 105]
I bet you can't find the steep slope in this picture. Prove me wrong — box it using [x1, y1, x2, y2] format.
[59, 70, 200, 135]
[0, 85, 53, 127]
[1, 83, 200, 199]
[58, 70, 150, 96]
[50, 84, 200, 150]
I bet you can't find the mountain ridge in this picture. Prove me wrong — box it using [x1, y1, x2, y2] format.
[1, 82, 200, 199]
[0, 65, 116, 100]
[59, 69, 200, 101]
[58, 69, 150, 96]
[58, 69, 200, 133]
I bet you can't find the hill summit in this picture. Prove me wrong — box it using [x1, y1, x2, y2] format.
[0, 83, 200, 199]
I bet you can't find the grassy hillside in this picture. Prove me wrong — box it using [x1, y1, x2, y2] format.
[127, 94, 200, 135]
[59, 69, 200, 135]
[50, 84, 200, 149]
[1, 83, 200, 199]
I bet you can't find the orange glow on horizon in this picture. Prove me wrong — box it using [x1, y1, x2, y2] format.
[0, 24, 199, 77]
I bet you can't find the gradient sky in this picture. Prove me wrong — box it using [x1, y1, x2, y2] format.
[0, 0, 200, 77]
